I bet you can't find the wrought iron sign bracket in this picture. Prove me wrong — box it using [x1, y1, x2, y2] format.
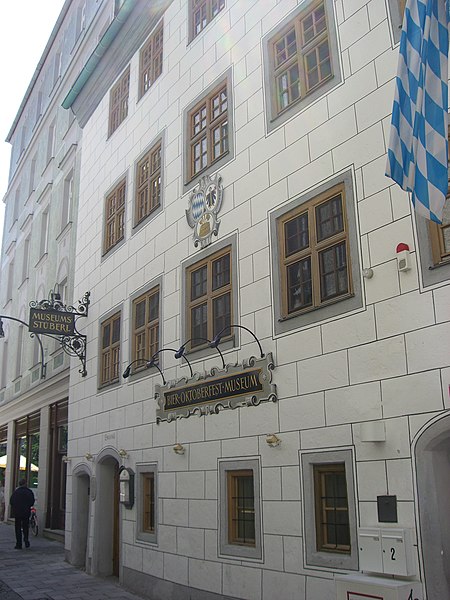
[29, 290, 90, 377]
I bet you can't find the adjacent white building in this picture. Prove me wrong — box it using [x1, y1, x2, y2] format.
[0, 0, 122, 538]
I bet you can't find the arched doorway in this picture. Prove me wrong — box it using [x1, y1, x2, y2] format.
[414, 413, 450, 600]
[92, 452, 120, 577]
[71, 465, 91, 568]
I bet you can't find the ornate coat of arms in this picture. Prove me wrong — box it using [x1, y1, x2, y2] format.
[186, 173, 223, 248]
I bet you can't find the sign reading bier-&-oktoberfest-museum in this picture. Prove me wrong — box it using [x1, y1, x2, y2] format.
[156, 353, 277, 423]
[29, 308, 76, 336]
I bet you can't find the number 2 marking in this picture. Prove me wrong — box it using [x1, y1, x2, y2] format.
[391, 547, 396, 560]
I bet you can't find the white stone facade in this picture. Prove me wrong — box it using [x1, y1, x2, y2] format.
[65, 0, 450, 599]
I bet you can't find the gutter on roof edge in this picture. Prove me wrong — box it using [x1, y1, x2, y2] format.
[62, 0, 136, 110]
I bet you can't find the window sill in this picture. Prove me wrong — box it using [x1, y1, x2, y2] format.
[56, 221, 73, 242]
[279, 293, 355, 322]
[34, 253, 48, 269]
[429, 258, 450, 270]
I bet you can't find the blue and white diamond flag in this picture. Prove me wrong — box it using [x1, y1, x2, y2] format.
[386, 0, 449, 223]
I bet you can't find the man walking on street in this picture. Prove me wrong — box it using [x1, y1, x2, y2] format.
[10, 479, 35, 549]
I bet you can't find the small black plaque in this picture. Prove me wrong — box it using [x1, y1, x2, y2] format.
[377, 495, 398, 523]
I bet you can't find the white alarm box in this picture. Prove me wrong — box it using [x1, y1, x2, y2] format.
[336, 573, 423, 600]
[358, 527, 416, 576]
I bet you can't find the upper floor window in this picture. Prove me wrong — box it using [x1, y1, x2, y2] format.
[186, 245, 232, 349]
[103, 179, 126, 255]
[132, 286, 160, 372]
[139, 22, 163, 99]
[190, 0, 225, 40]
[264, 0, 340, 130]
[277, 183, 351, 317]
[188, 81, 228, 181]
[108, 67, 130, 137]
[135, 140, 162, 226]
[429, 199, 450, 266]
[100, 312, 121, 387]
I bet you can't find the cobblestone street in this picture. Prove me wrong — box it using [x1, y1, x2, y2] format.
[0, 523, 145, 600]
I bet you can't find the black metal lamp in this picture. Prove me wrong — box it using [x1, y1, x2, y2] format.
[146, 347, 193, 378]
[122, 357, 166, 384]
[175, 337, 226, 369]
[209, 324, 265, 358]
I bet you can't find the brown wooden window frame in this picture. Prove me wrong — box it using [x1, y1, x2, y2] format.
[132, 286, 160, 373]
[428, 129, 450, 266]
[108, 66, 130, 137]
[100, 312, 121, 387]
[227, 469, 256, 547]
[189, 0, 225, 41]
[139, 22, 164, 99]
[135, 141, 162, 226]
[187, 81, 229, 182]
[313, 463, 350, 554]
[277, 182, 352, 318]
[186, 245, 232, 351]
[142, 472, 155, 533]
[270, 0, 333, 117]
[103, 179, 126, 255]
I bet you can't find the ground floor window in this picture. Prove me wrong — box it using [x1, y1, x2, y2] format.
[301, 448, 358, 570]
[136, 464, 157, 543]
[219, 459, 262, 559]
[46, 400, 68, 530]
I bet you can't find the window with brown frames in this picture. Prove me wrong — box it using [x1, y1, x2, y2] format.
[271, 1, 332, 116]
[135, 142, 161, 225]
[187, 247, 231, 349]
[104, 180, 126, 254]
[188, 82, 228, 181]
[132, 286, 159, 371]
[139, 22, 163, 99]
[108, 67, 130, 136]
[313, 463, 350, 553]
[100, 313, 121, 386]
[142, 472, 155, 533]
[429, 130, 450, 266]
[278, 184, 351, 317]
[190, 0, 225, 40]
[227, 470, 255, 547]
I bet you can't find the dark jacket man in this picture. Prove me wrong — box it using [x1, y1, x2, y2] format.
[10, 479, 35, 549]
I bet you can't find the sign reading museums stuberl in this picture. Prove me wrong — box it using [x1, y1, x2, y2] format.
[29, 308, 76, 336]
[156, 353, 277, 423]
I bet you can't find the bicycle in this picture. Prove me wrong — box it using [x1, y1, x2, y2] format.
[30, 506, 38, 536]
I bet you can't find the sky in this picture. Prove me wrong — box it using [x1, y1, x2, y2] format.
[0, 0, 66, 249]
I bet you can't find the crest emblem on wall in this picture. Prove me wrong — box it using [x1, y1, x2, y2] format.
[186, 173, 223, 248]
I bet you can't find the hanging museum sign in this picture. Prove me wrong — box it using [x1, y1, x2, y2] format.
[29, 308, 76, 335]
[156, 353, 277, 423]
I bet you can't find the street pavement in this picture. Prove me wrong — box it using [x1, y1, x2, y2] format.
[0, 522, 145, 600]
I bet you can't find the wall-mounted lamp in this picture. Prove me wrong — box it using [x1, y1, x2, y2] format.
[122, 357, 166, 383]
[173, 443, 185, 455]
[84, 452, 94, 461]
[175, 337, 226, 369]
[123, 347, 194, 384]
[118, 449, 128, 458]
[266, 434, 281, 448]
[210, 324, 265, 358]
[118, 466, 134, 509]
